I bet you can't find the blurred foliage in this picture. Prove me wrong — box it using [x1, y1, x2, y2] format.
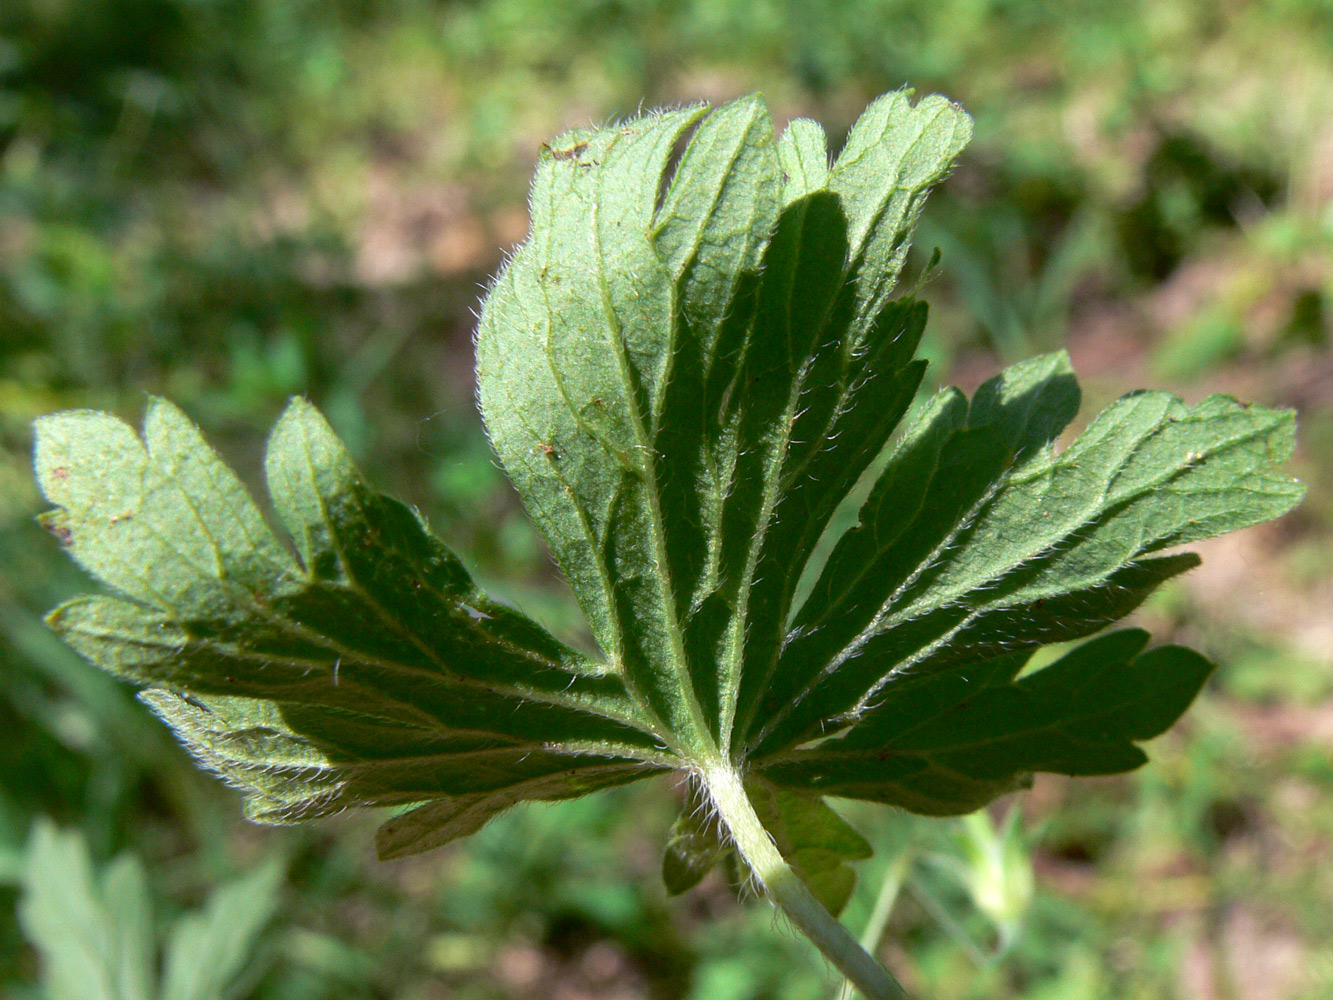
[13, 820, 284, 1000]
[1, 0, 1329, 997]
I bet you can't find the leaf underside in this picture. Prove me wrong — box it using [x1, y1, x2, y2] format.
[36, 91, 1302, 889]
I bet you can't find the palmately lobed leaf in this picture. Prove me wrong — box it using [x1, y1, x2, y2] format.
[35, 90, 1302, 892]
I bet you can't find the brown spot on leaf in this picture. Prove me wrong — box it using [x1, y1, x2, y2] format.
[549, 141, 589, 162]
[42, 515, 73, 546]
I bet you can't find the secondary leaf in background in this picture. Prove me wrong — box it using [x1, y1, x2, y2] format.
[747, 783, 873, 917]
[17, 819, 282, 1000]
[663, 780, 872, 917]
[19, 820, 155, 1000]
[159, 859, 284, 1000]
[662, 782, 731, 898]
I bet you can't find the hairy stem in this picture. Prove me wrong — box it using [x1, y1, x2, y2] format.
[700, 763, 911, 1000]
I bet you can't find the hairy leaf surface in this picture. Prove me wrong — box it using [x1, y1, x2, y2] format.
[36, 92, 1301, 890]
[36, 399, 664, 846]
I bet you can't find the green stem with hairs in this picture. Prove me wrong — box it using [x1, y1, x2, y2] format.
[700, 763, 911, 1000]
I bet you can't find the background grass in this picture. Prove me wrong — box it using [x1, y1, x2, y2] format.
[1, 1, 1330, 997]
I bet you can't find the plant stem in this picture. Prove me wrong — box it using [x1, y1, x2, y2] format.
[700, 763, 911, 1000]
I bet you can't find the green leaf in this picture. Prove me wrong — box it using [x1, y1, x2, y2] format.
[19, 819, 155, 1000]
[35, 399, 665, 853]
[749, 355, 1303, 763]
[757, 631, 1216, 815]
[159, 859, 284, 1000]
[35, 91, 1302, 921]
[662, 782, 730, 897]
[747, 783, 872, 916]
[477, 91, 969, 760]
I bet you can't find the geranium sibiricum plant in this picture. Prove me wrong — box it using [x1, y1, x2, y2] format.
[33, 92, 1301, 998]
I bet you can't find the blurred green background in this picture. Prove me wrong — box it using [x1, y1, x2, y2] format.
[1, 1, 1331, 997]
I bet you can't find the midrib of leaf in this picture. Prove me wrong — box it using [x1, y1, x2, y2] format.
[489, 315, 637, 673]
[1098, 412, 1274, 503]
[653, 141, 745, 616]
[276, 742, 679, 772]
[589, 163, 717, 760]
[786, 390, 959, 634]
[717, 357, 817, 756]
[650, 99, 784, 755]
[725, 97, 969, 747]
[752, 500, 1002, 754]
[530, 454, 642, 672]
[760, 462, 1008, 746]
[698, 169, 862, 752]
[552, 741, 683, 770]
[231, 534, 634, 732]
[159, 631, 463, 732]
[727, 243, 917, 753]
[170, 623, 650, 737]
[863, 398, 1283, 630]
[793, 431, 1006, 653]
[496, 323, 677, 745]
[725, 207, 846, 746]
[770, 640, 1178, 766]
[504, 152, 678, 749]
[648, 118, 757, 400]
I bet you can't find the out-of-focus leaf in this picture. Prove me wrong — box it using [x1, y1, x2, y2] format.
[18, 819, 155, 1000]
[159, 859, 283, 1000]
